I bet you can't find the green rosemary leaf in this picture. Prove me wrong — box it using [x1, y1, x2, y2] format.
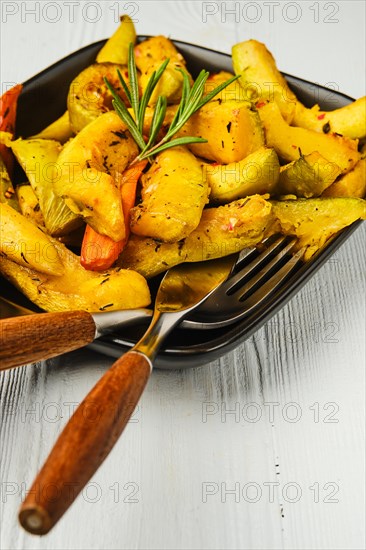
[164, 71, 209, 139]
[112, 100, 146, 151]
[196, 74, 240, 109]
[164, 102, 193, 138]
[106, 75, 145, 149]
[108, 46, 240, 163]
[104, 75, 133, 116]
[143, 96, 167, 152]
[137, 58, 170, 134]
[104, 76, 121, 102]
[187, 70, 209, 106]
[137, 70, 156, 134]
[116, 69, 131, 105]
[128, 43, 140, 126]
[152, 58, 170, 87]
[168, 102, 182, 133]
[142, 136, 207, 158]
[180, 70, 191, 110]
[111, 98, 134, 126]
[168, 69, 190, 129]
[165, 73, 240, 139]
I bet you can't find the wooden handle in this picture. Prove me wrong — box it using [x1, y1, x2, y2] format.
[19, 350, 151, 535]
[0, 311, 96, 370]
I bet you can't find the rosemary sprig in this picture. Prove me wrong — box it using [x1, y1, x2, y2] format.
[105, 44, 240, 164]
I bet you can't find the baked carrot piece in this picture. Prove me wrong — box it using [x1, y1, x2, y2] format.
[80, 160, 147, 270]
[0, 83, 23, 175]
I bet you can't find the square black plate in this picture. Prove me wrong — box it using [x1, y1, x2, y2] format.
[2, 38, 362, 369]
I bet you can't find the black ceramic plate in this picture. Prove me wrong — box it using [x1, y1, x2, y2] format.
[2, 38, 362, 369]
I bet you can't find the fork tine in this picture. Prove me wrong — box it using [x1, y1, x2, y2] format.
[232, 237, 299, 300]
[234, 234, 283, 271]
[225, 236, 295, 297]
[237, 247, 306, 314]
[224, 235, 287, 294]
[183, 236, 305, 330]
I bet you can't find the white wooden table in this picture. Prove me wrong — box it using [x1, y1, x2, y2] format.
[1, 2, 365, 549]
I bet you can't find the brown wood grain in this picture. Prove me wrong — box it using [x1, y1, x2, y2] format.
[18, 351, 151, 535]
[0, 311, 96, 370]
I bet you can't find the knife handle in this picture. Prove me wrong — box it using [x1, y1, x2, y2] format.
[0, 311, 96, 370]
[19, 350, 151, 535]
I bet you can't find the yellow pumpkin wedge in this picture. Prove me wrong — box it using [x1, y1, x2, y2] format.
[232, 39, 297, 123]
[130, 147, 209, 242]
[31, 111, 74, 144]
[322, 157, 366, 198]
[16, 184, 45, 227]
[120, 195, 273, 278]
[55, 111, 138, 241]
[135, 36, 192, 106]
[0, 238, 150, 313]
[0, 202, 63, 275]
[205, 147, 280, 203]
[269, 198, 366, 260]
[0, 155, 19, 211]
[96, 14, 137, 65]
[179, 100, 264, 164]
[258, 102, 360, 174]
[293, 97, 366, 140]
[277, 152, 342, 198]
[10, 138, 81, 236]
[68, 63, 131, 133]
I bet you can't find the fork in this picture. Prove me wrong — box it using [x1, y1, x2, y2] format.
[0, 235, 304, 370]
[184, 234, 306, 329]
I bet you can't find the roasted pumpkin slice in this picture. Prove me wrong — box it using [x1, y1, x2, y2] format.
[258, 102, 360, 174]
[10, 138, 81, 236]
[96, 14, 136, 65]
[293, 97, 366, 140]
[0, 203, 63, 275]
[0, 236, 150, 313]
[205, 147, 280, 203]
[179, 100, 264, 164]
[68, 63, 131, 133]
[232, 39, 297, 123]
[203, 71, 246, 103]
[135, 35, 192, 106]
[31, 111, 74, 144]
[277, 152, 342, 198]
[55, 111, 138, 241]
[130, 147, 209, 242]
[269, 198, 366, 260]
[16, 184, 45, 227]
[322, 157, 366, 198]
[120, 195, 273, 278]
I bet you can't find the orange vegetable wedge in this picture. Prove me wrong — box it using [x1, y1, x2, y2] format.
[0, 83, 23, 175]
[81, 160, 148, 270]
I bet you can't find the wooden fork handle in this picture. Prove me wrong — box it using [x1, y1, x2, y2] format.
[19, 350, 151, 535]
[0, 311, 96, 370]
